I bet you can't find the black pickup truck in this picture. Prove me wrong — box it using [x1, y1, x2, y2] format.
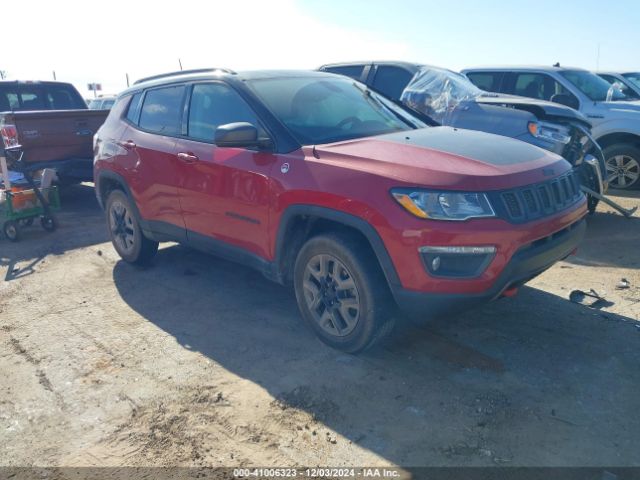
[0, 80, 108, 183]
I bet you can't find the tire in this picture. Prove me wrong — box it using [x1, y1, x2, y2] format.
[603, 144, 640, 190]
[3, 221, 20, 242]
[40, 215, 57, 232]
[293, 233, 396, 353]
[105, 189, 158, 265]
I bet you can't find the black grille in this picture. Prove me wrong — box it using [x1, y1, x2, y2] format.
[502, 192, 522, 217]
[496, 170, 583, 222]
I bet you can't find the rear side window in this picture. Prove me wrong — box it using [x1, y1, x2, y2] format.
[465, 72, 504, 92]
[17, 87, 47, 110]
[371, 66, 414, 100]
[0, 87, 18, 110]
[139, 86, 185, 135]
[46, 85, 84, 109]
[125, 93, 143, 123]
[322, 65, 365, 81]
[187, 83, 264, 142]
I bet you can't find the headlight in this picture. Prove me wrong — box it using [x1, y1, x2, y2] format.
[527, 121, 572, 144]
[391, 189, 495, 221]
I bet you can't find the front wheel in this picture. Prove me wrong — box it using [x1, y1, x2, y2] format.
[3, 221, 20, 242]
[603, 144, 640, 190]
[105, 190, 158, 265]
[293, 233, 395, 353]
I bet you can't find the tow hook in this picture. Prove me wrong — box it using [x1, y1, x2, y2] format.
[502, 287, 519, 298]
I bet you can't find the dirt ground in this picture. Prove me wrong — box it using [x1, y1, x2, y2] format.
[1, 185, 639, 470]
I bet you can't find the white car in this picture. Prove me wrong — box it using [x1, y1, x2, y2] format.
[598, 72, 640, 101]
[87, 96, 116, 110]
[463, 65, 640, 189]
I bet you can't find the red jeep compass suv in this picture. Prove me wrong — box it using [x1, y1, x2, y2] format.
[94, 68, 587, 353]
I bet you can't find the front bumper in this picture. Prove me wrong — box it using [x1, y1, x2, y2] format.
[392, 218, 586, 318]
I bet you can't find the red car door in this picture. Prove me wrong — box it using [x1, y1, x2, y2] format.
[121, 85, 187, 239]
[174, 82, 276, 259]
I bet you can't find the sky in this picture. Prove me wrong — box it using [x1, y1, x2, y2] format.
[2, 0, 639, 99]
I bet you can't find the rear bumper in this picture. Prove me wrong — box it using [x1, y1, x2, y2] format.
[392, 218, 586, 318]
[16, 158, 93, 182]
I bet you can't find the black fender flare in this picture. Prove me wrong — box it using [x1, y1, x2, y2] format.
[273, 204, 402, 290]
[94, 170, 154, 235]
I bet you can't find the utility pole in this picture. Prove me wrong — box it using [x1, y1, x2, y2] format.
[178, 58, 183, 71]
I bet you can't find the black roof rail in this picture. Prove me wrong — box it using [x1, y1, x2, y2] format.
[133, 68, 236, 85]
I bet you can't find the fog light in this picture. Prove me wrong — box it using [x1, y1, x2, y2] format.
[431, 256, 441, 272]
[419, 245, 496, 278]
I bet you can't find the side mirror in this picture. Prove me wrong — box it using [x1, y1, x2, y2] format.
[215, 122, 269, 149]
[550, 93, 579, 110]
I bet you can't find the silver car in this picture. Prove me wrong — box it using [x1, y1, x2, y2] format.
[463, 65, 640, 189]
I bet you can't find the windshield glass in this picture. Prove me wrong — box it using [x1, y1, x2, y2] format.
[400, 66, 484, 124]
[560, 70, 629, 101]
[247, 76, 424, 145]
[622, 73, 640, 89]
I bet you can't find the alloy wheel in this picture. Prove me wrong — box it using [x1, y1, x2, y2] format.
[606, 154, 640, 188]
[302, 254, 360, 337]
[109, 200, 136, 254]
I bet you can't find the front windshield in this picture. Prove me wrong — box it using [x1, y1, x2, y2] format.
[247, 76, 424, 145]
[622, 73, 640, 89]
[400, 66, 484, 124]
[560, 70, 629, 102]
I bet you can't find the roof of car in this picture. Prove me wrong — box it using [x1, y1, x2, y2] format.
[0, 80, 75, 86]
[121, 69, 340, 96]
[462, 65, 588, 73]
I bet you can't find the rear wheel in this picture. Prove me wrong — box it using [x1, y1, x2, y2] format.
[604, 144, 640, 189]
[105, 190, 158, 265]
[40, 215, 57, 232]
[293, 233, 395, 353]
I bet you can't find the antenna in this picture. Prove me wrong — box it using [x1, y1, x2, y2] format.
[596, 43, 601, 71]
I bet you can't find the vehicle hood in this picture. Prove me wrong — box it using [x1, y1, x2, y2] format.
[597, 100, 640, 114]
[313, 127, 570, 191]
[476, 94, 590, 126]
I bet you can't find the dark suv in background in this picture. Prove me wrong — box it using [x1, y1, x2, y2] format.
[319, 62, 604, 210]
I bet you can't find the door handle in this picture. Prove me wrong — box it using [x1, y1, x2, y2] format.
[119, 140, 136, 149]
[177, 152, 199, 163]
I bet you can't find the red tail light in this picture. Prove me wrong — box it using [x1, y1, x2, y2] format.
[1, 125, 19, 149]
